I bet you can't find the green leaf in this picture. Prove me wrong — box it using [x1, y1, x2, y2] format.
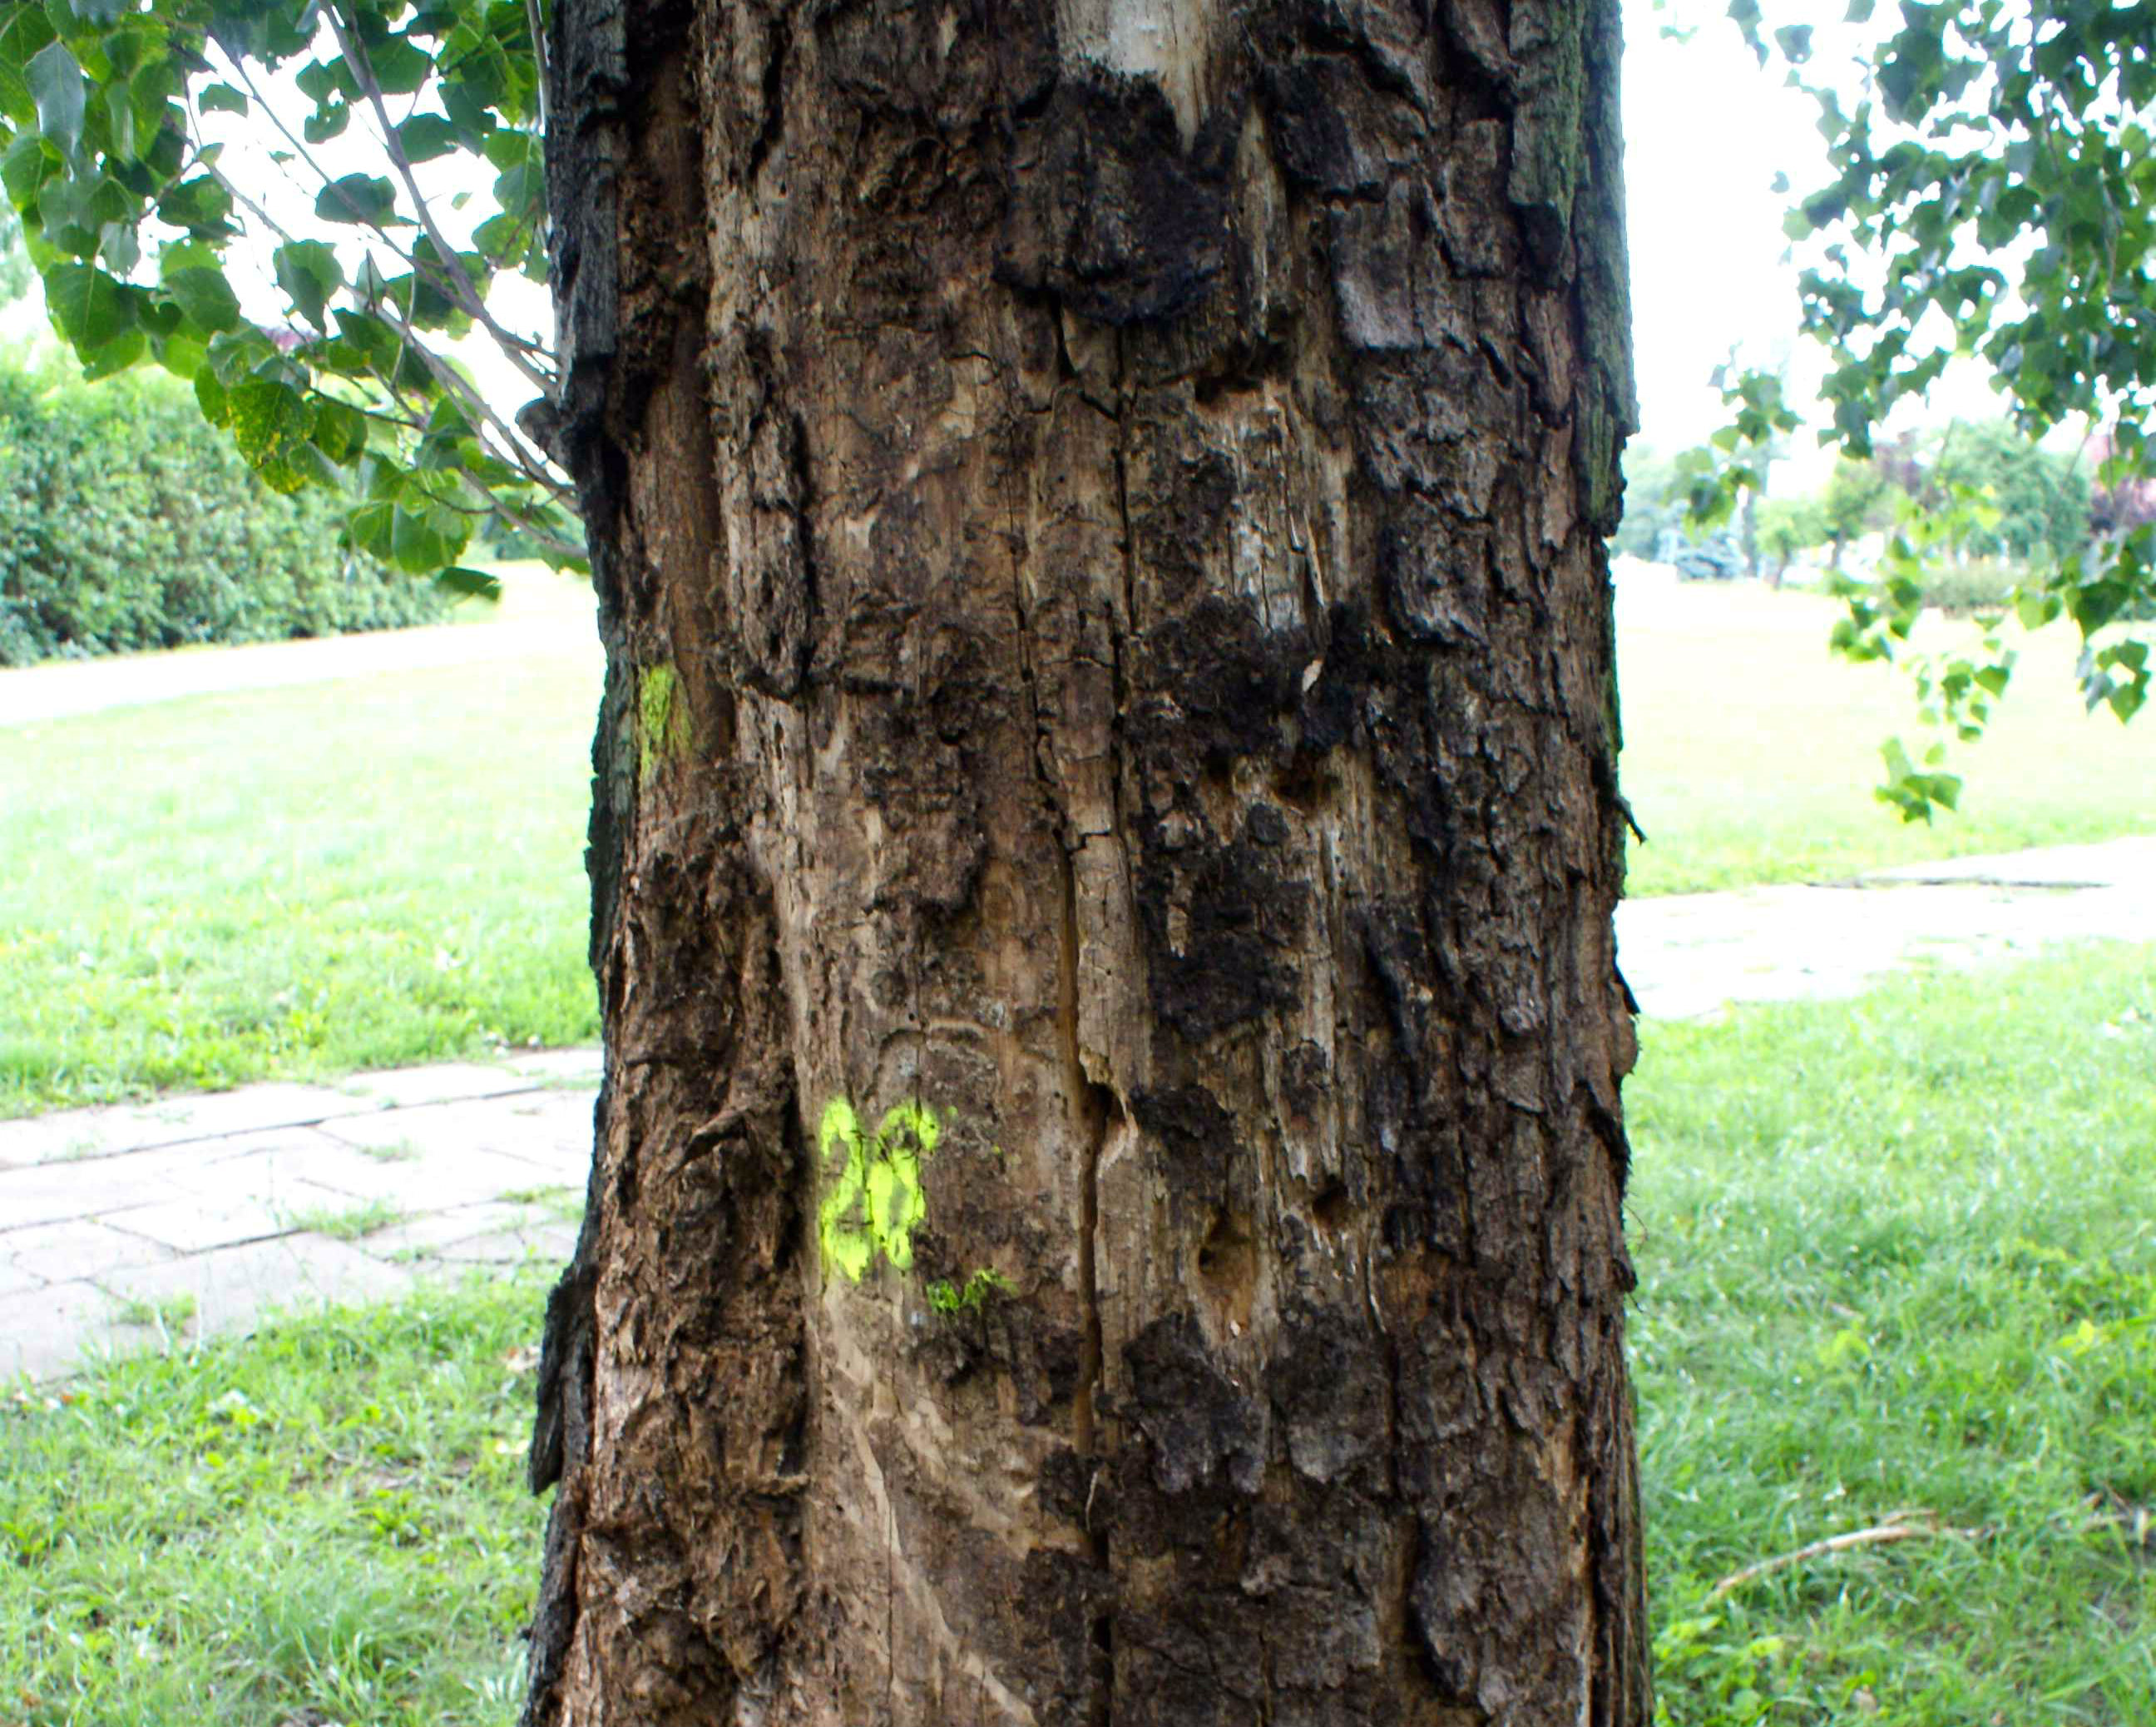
[273, 240, 344, 330]
[198, 82, 248, 116]
[348, 497, 397, 558]
[315, 173, 400, 227]
[43, 260, 132, 349]
[106, 27, 152, 79]
[331, 304, 401, 368]
[26, 39, 85, 155]
[102, 80, 135, 161]
[226, 374, 315, 468]
[67, 0, 125, 24]
[395, 113, 460, 161]
[310, 396, 367, 463]
[2, 131, 53, 205]
[294, 59, 354, 104]
[435, 566, 502, 601]
[77, 324, 146, 379]
[390, 502, 467, 572]
[161, 265, 242, 332]
[98, 217, 138, 273]
[156, 176, 232, 234]
[194, 364, 228, 425]
[472, 210, 533, 268]
[303, 101, 351, 144]
[155, 329, 208, 382]
[481, 128, 539, 174]
[363, 33, 432, 96]
[0, 9, 61, 128]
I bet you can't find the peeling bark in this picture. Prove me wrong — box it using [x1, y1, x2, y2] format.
[527, 2, 1647, 1723]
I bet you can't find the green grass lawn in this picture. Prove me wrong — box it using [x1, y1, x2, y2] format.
[1618, 578, 2156, 895]
[0, 1278, 550, 1727]
[3, 946, 2150, 1725]
[1630, 943, 2156, 1725]
[0, 575, 601, 1118]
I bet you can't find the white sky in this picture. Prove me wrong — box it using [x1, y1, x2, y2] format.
[1619, 0, 2011, 478]
[2, 7, 2007, 486]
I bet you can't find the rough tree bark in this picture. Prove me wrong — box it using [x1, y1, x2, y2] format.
[526, 1, 1646, 1723]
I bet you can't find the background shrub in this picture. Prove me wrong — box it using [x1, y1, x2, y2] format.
[0, 359, 447, 666]
[1919, 556, 2021, 616]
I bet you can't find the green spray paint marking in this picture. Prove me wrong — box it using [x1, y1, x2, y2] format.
[818, 1097, 938, 1281]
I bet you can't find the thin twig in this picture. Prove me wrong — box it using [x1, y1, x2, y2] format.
[326, 4, 556, 391]
[373, 299, 576, 506]
[523, 0, 550, 135]
[220, 52, 423, 279]
[196, 160, 571, 526]
[1707, 1511, 1979, 1602]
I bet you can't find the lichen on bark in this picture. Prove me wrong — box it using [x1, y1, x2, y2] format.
[634, 661, 685, 782]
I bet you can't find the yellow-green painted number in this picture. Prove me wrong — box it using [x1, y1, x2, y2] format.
[818, 1097, 937, 1282]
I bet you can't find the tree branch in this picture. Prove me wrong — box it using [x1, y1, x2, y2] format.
[326, 4, 556, 396]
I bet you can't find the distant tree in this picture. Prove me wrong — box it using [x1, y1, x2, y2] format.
[1817, 457, 1892, 570]
[2088, 432, 2156, 549]
[1755, 494, 1825, 585]
[1921, 421, 2089, 566]
[1613, 440, 1687, 559]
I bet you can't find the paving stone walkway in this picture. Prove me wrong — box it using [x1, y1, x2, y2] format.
[5, 834, 2151, 1383]
[1615, 834, 2156, 1018]
[1, 1049, 599, 1381]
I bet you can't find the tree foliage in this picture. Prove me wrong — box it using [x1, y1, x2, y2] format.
[1883, 419, 2091, 566]
[1707, 1, 2156, 816]
[0, 0, 577, 597]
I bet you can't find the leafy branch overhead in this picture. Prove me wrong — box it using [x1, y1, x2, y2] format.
[0, 0, 581, 591]
[1697, 1, 2156, 818]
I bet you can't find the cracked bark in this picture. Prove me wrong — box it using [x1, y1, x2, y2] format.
[527, 1, 1647, 1723]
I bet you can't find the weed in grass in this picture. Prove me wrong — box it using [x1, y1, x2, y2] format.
[497, 1185, 581, 1224]
[284, 1200, 407, 1243]
[111, 1293, 196, 1332]
[1628, 942, 2156, 1725]
[357, 1140, 423, 1164]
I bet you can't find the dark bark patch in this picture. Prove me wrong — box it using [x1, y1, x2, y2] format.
[1135, 596, 1307, 771]
[1131, 1083, 1242, 1200]
[1135, 830, 1308, 1042]
[1263, 57, 1390, 195]
[997, 77, 1229, 327]
[1268, 1304, 1389, 1487]
[1123, 1312, 1268, 1495]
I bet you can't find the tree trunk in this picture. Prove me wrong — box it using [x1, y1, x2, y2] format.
[527, 2, 1647, 1724]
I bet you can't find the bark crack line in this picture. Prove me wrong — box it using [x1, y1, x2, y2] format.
[1110, 330, 1140, 651]
[743, 7, 791, 195]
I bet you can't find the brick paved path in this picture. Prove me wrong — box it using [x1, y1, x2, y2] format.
[1, 1050, 597, 1380]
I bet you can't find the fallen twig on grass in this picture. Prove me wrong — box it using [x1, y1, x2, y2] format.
[1708, 1510, 1980, 1601]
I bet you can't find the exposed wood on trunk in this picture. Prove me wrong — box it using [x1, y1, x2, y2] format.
[527, 2, 1648, 1723]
